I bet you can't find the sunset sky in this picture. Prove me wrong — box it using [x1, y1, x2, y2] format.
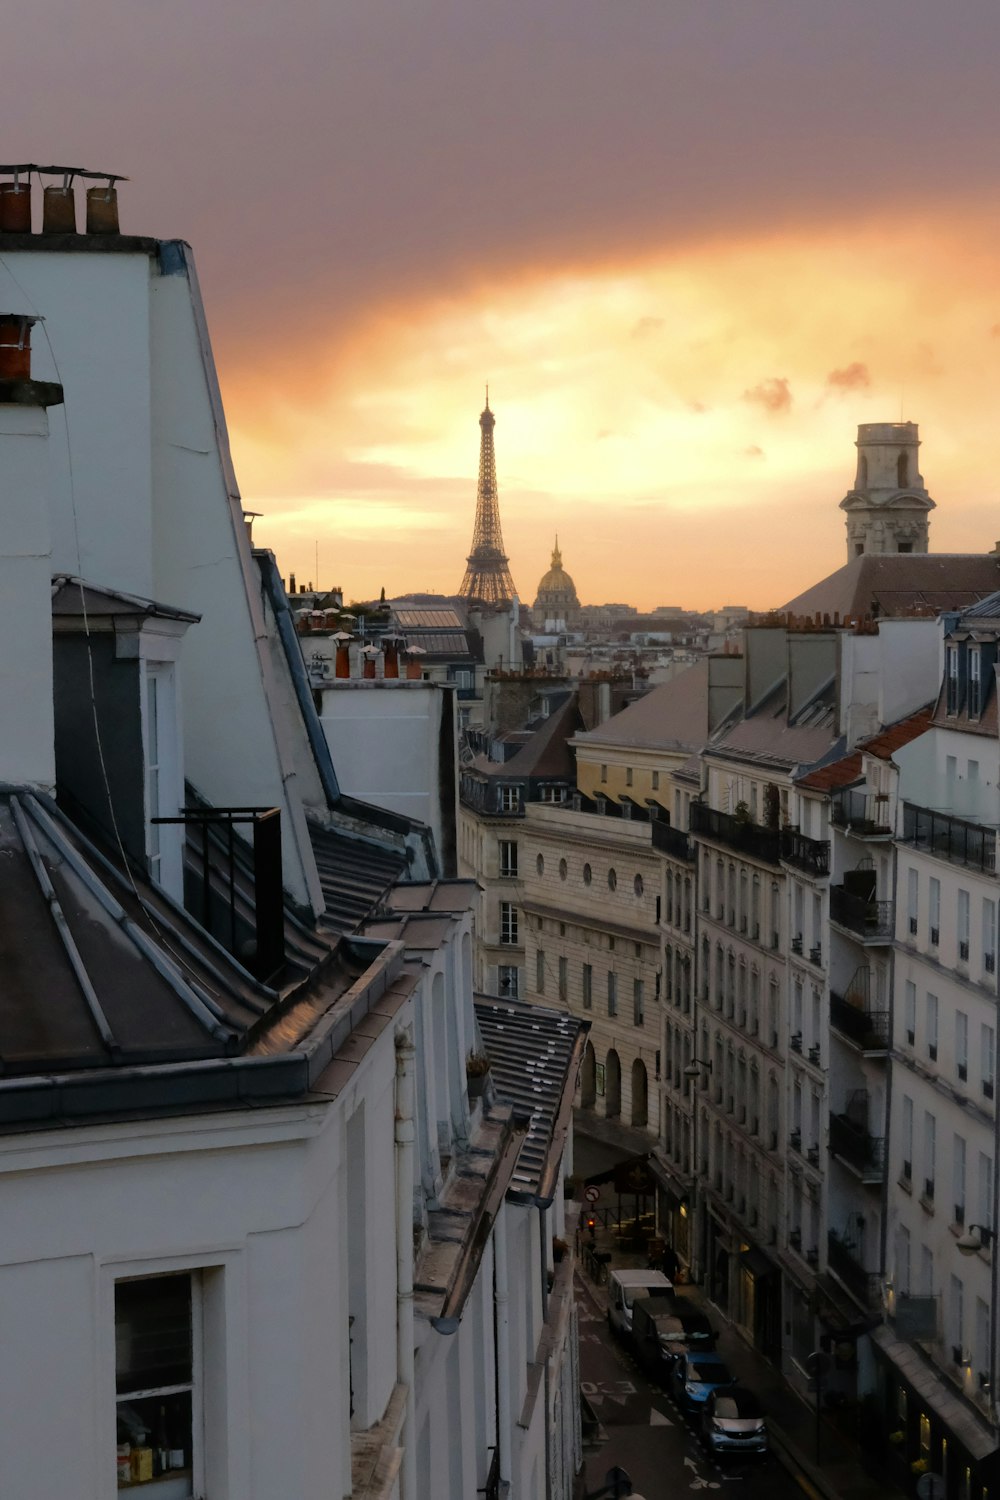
[8, 1, 1000, 609]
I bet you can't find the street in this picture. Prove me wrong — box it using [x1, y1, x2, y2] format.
[575, 1272, 812, 1500]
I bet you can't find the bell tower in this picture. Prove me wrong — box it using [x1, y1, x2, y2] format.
[839, 422, 935, 561]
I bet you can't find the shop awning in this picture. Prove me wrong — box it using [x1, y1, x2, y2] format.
[871, 1326, 999, 1462]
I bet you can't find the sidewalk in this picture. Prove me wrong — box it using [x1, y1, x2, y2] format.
[576, 1221, 904, 1500]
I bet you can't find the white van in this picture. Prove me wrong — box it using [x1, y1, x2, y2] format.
[607, 1269, 674, 1341]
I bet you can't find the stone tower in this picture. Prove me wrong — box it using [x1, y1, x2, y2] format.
[839, 422, 935, 561]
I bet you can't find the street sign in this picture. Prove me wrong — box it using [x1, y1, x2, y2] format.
[585, 1184, 601, 1204]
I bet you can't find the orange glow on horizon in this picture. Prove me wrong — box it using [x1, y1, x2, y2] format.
[225, 203, 1000, 611]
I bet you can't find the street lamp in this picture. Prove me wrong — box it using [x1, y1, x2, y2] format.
[683, 1057, 713, 1081]
[956, 1225, 995, 1256]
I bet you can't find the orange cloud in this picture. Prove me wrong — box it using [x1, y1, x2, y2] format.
[826, 361, 870, 392]
[742, 377, 792, 414]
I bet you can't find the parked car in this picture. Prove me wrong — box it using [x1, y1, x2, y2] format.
[631, 1300, 716, 1380]
[701, 1386, 768, 1457]
[669, 1350, 736, 1413]
[606, 1268, 673, 1342]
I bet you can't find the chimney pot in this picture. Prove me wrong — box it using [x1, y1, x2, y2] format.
[85, 184, 119, 235]
[42, 184, 76, 235]
[0, 314, 36, 380]
[0, 182, 31, 234]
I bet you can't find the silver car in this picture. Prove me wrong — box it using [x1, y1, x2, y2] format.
[701, 1386, 768, 1457]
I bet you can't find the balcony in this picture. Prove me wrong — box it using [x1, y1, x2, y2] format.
[780, 828, 830, 876]
[831, 789, 892, 836]
[901, 803, 997, 875]
[829, 1113, 885, 1182]
[651, 819, 696, 862]
[826, 1232, 881, 1310]
[690, 802, 780, 865]
[830, 990, 889, 1053]
[829, 886, 894, 942]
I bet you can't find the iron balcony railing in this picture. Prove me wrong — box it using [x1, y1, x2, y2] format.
[901, 803, 998, 875]
[831, 789, 892, 835]
[830, 990, 890, 1051]
[829, 886, 894, 940]
[651, 819, 696, 862]
[829, 1113, 885, 1181]
[153, 805, 285, 982]
[690, 802, 780, 865]
[779, 828, 830, 876]
[826, 1232, 882, 1309]
[478, 1445, 500, 1500]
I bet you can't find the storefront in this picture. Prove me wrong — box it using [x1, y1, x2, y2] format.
[648, 1154, 692, 1273]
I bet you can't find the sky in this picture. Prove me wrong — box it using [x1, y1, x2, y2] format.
[7, 1, 1000, 610]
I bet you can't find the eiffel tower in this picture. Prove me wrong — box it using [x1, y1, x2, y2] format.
[457, 392, 518, 605]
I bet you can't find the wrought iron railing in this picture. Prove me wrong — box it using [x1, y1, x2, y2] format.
[830, 990, 890, 1051]
[829, 1113, 884, 1180]
[690, 803, 781, 865]
[827, 1232, 881, 1309]
[829, 886, 894, 939]
[831, 789, 892, 835]
[780, 828, 830, 876]
[651, 819, 696, 861]
[901, 803, 997, 874]
[153, 805, 285, 982]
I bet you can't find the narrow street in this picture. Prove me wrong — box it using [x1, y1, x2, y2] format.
[575, 1271, 812, 1499]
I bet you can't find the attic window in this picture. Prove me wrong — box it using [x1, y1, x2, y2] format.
[946, 647, 959, 715]
[969, 650, 982, 718]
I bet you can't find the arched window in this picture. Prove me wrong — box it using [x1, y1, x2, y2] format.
[605, 1050, 622, 1119]
[631, 1058, 648, 1128]
[580, 1041, 596, 1109]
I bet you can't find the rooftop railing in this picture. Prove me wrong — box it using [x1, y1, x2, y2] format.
[780, 828, 830, 876]
[690, 802, 780, 865]
[651, 819, 696, 861]
[901, 802, 998, 875]
[831, 789, 892, 836]
[829, 886, 894, 940]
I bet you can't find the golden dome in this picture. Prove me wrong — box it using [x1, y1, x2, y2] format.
[535, 539, 579, 601]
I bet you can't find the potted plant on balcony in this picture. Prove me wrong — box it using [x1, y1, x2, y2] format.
[466, 1050, 492, 1100]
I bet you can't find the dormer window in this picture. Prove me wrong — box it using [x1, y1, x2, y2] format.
[969, 650, 982, 718]
[946, 646, 959, 715]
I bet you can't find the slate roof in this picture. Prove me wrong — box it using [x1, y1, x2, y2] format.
[872, 1325, 997, 1462]
[475, 996, 589, 1204]
[51, 575, 200, 623]
[783, 555, 1000, 621]
[309, 821, 408, 937]
[573, 659, 711, 754]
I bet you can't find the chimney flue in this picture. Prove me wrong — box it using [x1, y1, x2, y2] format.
[42, 184, 76, 235]
[86, 184, 119, 235]
[0, 181, 31, 233]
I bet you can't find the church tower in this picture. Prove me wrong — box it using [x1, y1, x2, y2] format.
[839, 422, 935, 561]
[457, 394, 518, 606]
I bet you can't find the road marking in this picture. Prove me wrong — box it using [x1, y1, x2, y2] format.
[649, 1407, 675, 1427]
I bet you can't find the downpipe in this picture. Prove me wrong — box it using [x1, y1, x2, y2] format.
[395, 1028, 417, 1500]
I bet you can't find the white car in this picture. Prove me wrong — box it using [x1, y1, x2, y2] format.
[607, 1269, 673, 1341]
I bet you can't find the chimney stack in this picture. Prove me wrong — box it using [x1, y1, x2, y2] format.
[0, 315, 64, 790]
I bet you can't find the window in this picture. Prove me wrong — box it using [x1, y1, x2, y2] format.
[982, 1026, 995, 1100]
[625, 767, 633, 787]
[897, 451, 909, 487]
[929, 879, 941, 946]
[115, 1273, 198, 1491]
[558, 955, 568, 1000]
[927, 993, 938, 1061]
[583, 863, 592, 886]
[907, 868, 918, 934]
[969, 650, 982, 717]
[539, 785, 567, 804]
[651, 771, 659, 791]
[978, 1152, 993, 1230]
[920, 1244, 934, 1296]
[958, 889, 970, 962]
[954, 1134, 967, 1226]
[976, 1297, 991, 1383]
[905, 981, 916, 1046]
[500, 786, 519, 813]
[946, 646, 959, 714]
[582, 964, 592, 1010]
[498, 840, 518, 879]
[536, 949, 545, 994]
[984, 898, 997, 975]
[956, 1011, 969, 1082]
[600, 764, 608, 783]
[535, 853, 544, 877]
[923, 1111, 936, 1201]
[634, 874, 644, 898]
[608, 868, 617, 892]
[498, 965, 519, 998]
[633, 979, 645, 1027]
[897, 1224, 911, 1294]
[948, 1271, 962, 1351]
[607, 972, 618, 1017]
[499, 902, 518, 945]
[901, 1095, 913, 1180]
[559, 858, 567, 881]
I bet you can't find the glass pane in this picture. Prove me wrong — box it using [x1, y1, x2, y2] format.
[116, 1275, 192, 1394]
[117, 1389, 192, 1492]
